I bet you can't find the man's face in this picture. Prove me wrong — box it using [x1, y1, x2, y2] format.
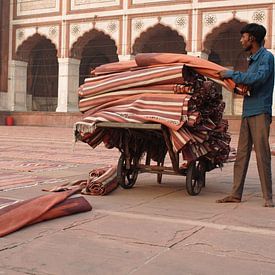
[240, 32, 253, 51]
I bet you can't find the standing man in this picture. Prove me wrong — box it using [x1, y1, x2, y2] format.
[216, 23, 275, 207]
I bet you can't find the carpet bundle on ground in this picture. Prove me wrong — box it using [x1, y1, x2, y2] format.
[45, 166, 118, 196]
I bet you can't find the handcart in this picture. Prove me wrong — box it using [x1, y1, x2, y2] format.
[97, 122, 218, 196]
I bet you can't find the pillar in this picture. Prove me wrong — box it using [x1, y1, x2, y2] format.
[8, 60, 28, 111]
[222, 87, 233, 115]
[118, 55, 134, 61]
[56, 58, 80, 112]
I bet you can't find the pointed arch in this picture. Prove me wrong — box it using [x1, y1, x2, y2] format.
[16, 33, 57, 62]
[203, 19, 248, 70]
[132, 23, 187, 55]
[16, 33, 58, 111]
[70, 29, 119, 84]
[70, 28, 118, 60]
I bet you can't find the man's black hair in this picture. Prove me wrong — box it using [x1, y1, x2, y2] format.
[240, 23, 266, 45]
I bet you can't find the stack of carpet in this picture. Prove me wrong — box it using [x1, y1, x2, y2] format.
[74, 53, 248, 167]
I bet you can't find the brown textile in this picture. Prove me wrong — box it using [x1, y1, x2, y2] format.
[134, 53, 248, 94]
[46, 166, 118, 196]
[92, 59, 137, 75]
[80, 93, 190, 131]
[30, 196, 92, 224]
[79, 84, 177, 112]
[75, 54, 232, 167]
[0, 188, 92, 237]
[79, 65, 184, 100]
[75, 80, 231, 165]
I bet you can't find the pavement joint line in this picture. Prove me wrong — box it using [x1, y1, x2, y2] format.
[95, 209, 275, 237]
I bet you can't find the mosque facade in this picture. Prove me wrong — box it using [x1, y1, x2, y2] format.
[0, 0, 274, 114]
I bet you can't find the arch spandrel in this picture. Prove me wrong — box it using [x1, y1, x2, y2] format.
[132, 23, 187, 55]
[15, 27, 59, 60]
[69, 20, 120, 57]
[69, 28, 118, 60]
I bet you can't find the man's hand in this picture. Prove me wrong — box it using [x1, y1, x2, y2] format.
[219, 70, 229, 79]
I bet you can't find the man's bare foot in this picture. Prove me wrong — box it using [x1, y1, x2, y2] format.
[216, 195, 241, 203]
[264, 199, 274, 207]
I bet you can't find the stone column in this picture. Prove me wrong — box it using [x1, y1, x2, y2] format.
[56, 58, 80, 112]
[187, 51, 202, 58]
[223, 66, 234, 115]
[118, 55, 134, 61]
[8, 60, 28, 111]
[222, 87, 233, 115]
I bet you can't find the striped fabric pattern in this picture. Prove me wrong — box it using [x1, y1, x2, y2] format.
[79, 65, 184, 99]
[79, 85, 178, 112]
[76, 93, 193, 151]
[45, 166, 118, 196]
[84, 166, 118, 196]
[135, 53, 248, 94]
[75, 53, 232, 163]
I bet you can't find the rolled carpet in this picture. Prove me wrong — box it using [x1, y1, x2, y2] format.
[45, 166, 119, 196]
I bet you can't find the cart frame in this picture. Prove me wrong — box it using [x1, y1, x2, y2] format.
[97, 121, 214, 195]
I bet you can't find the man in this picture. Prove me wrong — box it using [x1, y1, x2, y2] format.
[216, 23, 275, 207]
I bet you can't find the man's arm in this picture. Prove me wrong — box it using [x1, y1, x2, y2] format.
[219, 70, 229, 79]
[219, 53, 273, 85]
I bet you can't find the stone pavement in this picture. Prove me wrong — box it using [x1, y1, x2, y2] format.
[1, 126, 275, 275]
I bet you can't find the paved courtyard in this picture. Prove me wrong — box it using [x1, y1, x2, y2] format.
[0, 126, 275, 275]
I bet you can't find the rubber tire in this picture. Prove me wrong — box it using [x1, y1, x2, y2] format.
[117, 155, 138, 189]
[186, 161, 205, 196]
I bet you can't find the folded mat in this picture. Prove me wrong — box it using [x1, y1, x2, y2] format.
[45, 166, 118, 196]
[0, 188, 92, 237]
[90, 53, 248, 95]
[135, 53, 248, 94]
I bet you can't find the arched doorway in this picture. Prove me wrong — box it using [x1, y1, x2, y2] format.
[70, 29, 118, 85]
[16, 33, 58, 111]
[203, 19, 248, 115]
[204, 19, 248, 70]
[132, 23, 187, 55]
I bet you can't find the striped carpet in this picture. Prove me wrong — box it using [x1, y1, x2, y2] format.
[0, 172, 49, 190]
[74, 53, 234, 166]
[0, 160, 79, 172]
[0, 197, 18, 209]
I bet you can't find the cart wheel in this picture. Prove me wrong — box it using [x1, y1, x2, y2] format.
[117, 155, 139, 189]
[186, 161, 205, 196]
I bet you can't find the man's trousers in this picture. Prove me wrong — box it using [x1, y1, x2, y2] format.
[231, 113, 272, 200]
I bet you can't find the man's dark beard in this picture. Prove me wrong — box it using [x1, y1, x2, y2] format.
[245, 44, 252, 52]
